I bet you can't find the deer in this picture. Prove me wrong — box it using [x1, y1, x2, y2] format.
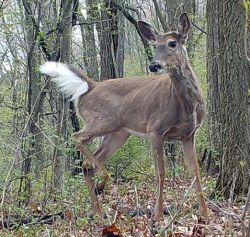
[40, 13, 208, 221]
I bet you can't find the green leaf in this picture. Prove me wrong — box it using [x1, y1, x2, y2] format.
[240, 160, 246, 167]
[244, 0, 250, 14]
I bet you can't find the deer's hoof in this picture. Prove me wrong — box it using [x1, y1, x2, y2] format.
[95, 181, 106, 195]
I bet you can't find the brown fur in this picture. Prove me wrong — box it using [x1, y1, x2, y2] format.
[77, 68, 204, 141]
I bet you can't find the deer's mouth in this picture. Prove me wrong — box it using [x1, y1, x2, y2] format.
[154, 68, 165, 75]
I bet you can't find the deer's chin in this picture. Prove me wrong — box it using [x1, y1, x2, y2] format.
[155, 68, 167, 75]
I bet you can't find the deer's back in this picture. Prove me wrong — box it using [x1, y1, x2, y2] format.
[77, 74, 171, 121]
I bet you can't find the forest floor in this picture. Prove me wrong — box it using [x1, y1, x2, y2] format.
[0, 173, 249, 237]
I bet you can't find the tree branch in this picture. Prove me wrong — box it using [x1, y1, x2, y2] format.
[111, 1, 153, 61]
[152, 0, 168, 31]
[192, 21, 207, 34]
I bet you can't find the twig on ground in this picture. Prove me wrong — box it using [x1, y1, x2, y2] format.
[134, 183, 140, 219]
[158, 176, 197, 235]
[112, 211, 118, 224]
[0, 212, 64, 229]
[206, 198, 248, 229]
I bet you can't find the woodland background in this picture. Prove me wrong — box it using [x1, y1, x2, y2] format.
[0, 0, 249, 236]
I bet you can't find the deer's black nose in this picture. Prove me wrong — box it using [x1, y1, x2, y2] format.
[149, 62, 162, 72]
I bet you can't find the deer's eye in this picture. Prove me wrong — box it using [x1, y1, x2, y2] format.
[168, 41, 177, 48]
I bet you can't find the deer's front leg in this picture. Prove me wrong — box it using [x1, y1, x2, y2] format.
[150, 134, 165, 221]
[181, 136, 208, 217]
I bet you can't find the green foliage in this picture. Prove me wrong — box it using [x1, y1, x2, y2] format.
[244, 0, 250, 14]
[108, 137, 151, 179]
[124, 57, 147, 77]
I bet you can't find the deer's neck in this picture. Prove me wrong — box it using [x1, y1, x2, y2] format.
[168, 58, 203, 111]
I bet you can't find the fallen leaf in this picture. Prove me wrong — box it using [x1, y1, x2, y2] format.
[30, 202, 43, 215]
[64, 209, 74, 222]
[102, 223, 123, 237]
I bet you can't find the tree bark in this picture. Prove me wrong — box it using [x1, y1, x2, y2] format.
[21, 0, 45, 204]
[207, 0, 220, 172]
[52, 0, 74, 191]
[98, 0, 119, 80]
[79, 0, 99, 81]
[207, 0, 250, 199]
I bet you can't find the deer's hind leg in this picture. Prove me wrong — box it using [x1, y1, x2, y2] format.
[73, 126, 129, 217]
[72, 121, 121, 173]
[93, 130, 130, 194]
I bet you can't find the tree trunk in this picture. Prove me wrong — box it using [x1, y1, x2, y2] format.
[79, 0, 99, 81]
[98, 0, 124, 80]
[21, 0, 45, 204]
[207, 0, 250, 199]
[112, 1, 153, 62]
[207, 0, 220, 172]
[165, 0, 181, 30]
[52, 0, 73, 191]
[116, 6, 125, 78]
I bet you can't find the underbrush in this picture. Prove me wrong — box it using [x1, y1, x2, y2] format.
[1, 136, 249, 236]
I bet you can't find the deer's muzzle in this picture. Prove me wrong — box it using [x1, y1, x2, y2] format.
[149, 62, 162, 73]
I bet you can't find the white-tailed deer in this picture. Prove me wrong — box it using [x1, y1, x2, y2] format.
[40, 13, 208, 221]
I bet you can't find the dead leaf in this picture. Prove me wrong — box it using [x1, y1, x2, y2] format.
[102, 223, 123, 237]
[30, 202, 43, 215]
[64, 209, 74, 222]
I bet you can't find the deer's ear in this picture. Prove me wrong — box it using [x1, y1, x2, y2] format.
[177, 13, 191, 44]
[138, 20, 158, 43]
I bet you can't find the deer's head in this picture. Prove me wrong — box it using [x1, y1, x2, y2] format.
[138, 13, 191, 73]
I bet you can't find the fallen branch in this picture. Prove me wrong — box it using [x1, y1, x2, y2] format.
[0, 212, 64, 230]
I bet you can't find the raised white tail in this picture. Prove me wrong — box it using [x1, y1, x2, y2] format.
[40, 62, 89, 100]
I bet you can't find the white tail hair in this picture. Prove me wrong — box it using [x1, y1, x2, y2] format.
[40, 62, 89, 100]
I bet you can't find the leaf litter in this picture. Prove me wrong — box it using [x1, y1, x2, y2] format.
[1, 175, 249, 236]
